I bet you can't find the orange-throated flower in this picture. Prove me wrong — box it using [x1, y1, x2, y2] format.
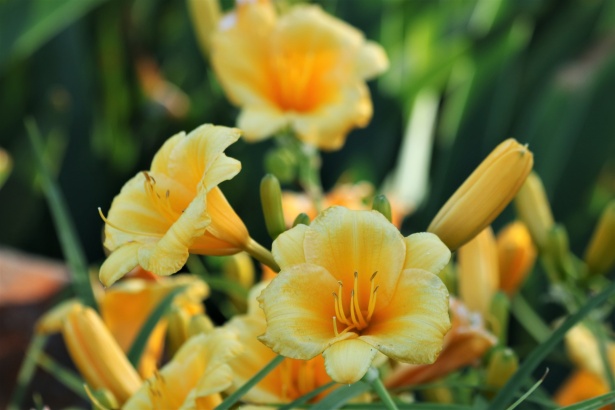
[258, 206, 451, 384]
[99, 124, 251, 286]
[202, 0, 388, 151]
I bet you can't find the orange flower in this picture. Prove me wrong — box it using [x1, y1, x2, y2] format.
[206, 0, 388, 150]
[496, 221, 536, 295]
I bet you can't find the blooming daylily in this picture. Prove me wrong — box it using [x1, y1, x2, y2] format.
[258, 206, 451, 384]
[225, 282, 335, 404]
[124, 329, 243, 410]
[100, 124, 250, 286]
[205, 0, 388, 151]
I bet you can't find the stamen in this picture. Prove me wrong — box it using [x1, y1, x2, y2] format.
[98, 208, 161, 238]
[143, 172, 177, 222]
[335, 282, 350, 325]
[352, 273, 367, 328]
[367, 286, 379, 321]
[332, 316, 339, 336]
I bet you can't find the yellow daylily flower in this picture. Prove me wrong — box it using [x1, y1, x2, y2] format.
[61, 303, 142, 404]
[124, 329, 243, 410]
[225, 282, 335, 404]
[206, 0, 388, 151]
[428, 139, 533, 251]
[100, 124, 249, 286]
[258, 206, 451, 384]
[100, 275, 208, 378]
[384, 298, 496, 388]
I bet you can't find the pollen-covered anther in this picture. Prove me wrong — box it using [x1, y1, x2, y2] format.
[331, 271, 379, 335]
[143, 172, 176, 221]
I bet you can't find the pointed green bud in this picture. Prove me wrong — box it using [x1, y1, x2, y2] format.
[292, 212, 311, 227]
[372, 194, 392, 222]
[514, 172, 554, 250]
[260, 174, 286, 239]
[584, 200, 615, 275]
[490, 291, 510, 345]
[485, 347, 518, 393]
[265, 147, 298, 183]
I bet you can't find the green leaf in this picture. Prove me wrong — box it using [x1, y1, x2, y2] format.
[215, 355, 285, 410]
[126, 285, 188, 368]
[25, 119, 98, 310]
[506, 369, 548, 410]
[490, 279, 615, 409]
[0, 0, 109, 69]
[7, 334, 48, 410]
[279, 381, 337, 410]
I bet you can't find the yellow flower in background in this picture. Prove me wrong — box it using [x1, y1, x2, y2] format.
[225, 282, 335, 404]
[258, 206, 451, 384]
[428, 139, 533, 251]
[61, 303, 142, 404]
[100, 124, 249, 286]
[100, 275, 208, 378]
[496, 221, 536, 295]
[206, 0, 388, 151]
[124, 329, 242, 410]
[385, 298, 496, 388]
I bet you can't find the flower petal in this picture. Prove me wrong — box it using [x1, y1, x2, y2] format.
[323, 338, 377, 384]
[272, 223, 309, 269]
[304, 206, 405, 305]
[356, 41, 389, 80]
[238, 107, 289, 142]
[138, 189, 211, 276]
[403, 232, 451, 274]
[361, 269, 450, 364]
[150, 131, 185, 175]
[258, 263, 339, 359]
[99, 242, 142, 287]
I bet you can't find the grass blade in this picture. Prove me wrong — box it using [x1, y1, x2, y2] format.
[490, 279, 615, 409]
[126, 285, 187, 367]
[506, 368, 548, 410]
[279, 381, 336, 410]
[25, 119, 98, 310]
[311, 382, 371, 410]
[7, 334, 48, 410]
[37, 353, 88, 399]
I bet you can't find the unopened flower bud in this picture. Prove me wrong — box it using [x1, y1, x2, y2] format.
[514, 172, 554, 250]
[265, 147, 298, 183]
[497, 221, 536, 295]
[372, 194, 393, 223]
[490, 291, 510, 344]
[458, 227, 499, 317]
[428, 139, 533, 251]
[292, 212, 311, 227]
[486, 347, 518, 393]
[584, 201, 615, 275]
[260, 174, 286, 240]
[223, 252, 255, 291]
[62, 304, 141, 404]
[0, 147, 12, 189]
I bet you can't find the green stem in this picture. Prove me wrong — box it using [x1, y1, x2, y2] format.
[7, 334, 48, 410]
[298, 145, 324, 213]
[243, 237, 280, 272]
[37, 353, 88, 399]
[363, 367, 399, 410]
[215, 355, 285, 410]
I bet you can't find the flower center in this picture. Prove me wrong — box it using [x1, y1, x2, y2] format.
[143, 172, 179, 222]
[332, 272, 379, 336]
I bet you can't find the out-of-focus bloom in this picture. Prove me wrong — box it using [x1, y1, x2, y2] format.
[428, 139, 533, 251]
[282, 182, 407, 228]
[514, 172, 554, 250]
[61, 303, 142, 404]
[124, 329, 242, 409]
[496, 221, 536, 295]
[259, 206, 451, 384]
[225, 282, 335, 403]
[188, 0, 221, 55]
[554, 370, 609, 408]
[385, 298, 496, 388]
[484, 347, 518, 394]
[206, 0, 388, 151]
[100, 124, 249, 286]
[584, 200, 615, 275]
[0, 147, 12, 189]
[100, 275, 208, 377]
[457, 227, 499, 317]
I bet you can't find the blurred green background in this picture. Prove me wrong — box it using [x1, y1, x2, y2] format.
[1, 0, 615, 406]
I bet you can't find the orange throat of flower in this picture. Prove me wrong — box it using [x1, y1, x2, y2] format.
[332, 272, 379, 336]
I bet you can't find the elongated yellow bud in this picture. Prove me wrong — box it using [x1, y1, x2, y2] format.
[490, 291, 510, 344]
[428, 139, 533, 251]
[514, 172, 554, 250]
[260, 174, 286, 240]
[61, 304, 141, 404]
[584, 201, 615, 275]
[497, 221, 536, 295]
[458, 227, 499, 317]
